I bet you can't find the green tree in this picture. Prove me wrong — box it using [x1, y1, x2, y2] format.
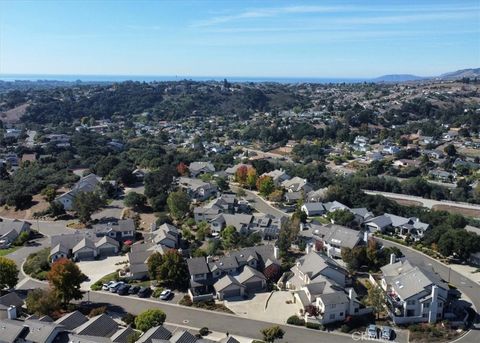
[41, 186, 57, 203]
[367, 285, 385, 319]
[0, 257, 19, 289]
[327, 209, 355, 226]
[261, 325, 285, 343]
[246, 167, 257, 189]
[167, 191, 191, 220]
[147, 252, 163, 280]
[47, 258, 84, 305]
[256, 176, 275, 196]
[25, 288, 61, 316]
[221, 225, 238, 250]
[444, 144, 457, 157]
[72, 191, 105, 223]
[124, 192, 147, 211]
[134, 309, 166, 332]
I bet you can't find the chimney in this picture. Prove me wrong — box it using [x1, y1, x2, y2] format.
[363, 231, 369, 242]
[428, 285, 439, 324]
[273, 246, 280, 259]
[347, 288, 355, 315]
[7, 306, 17, 320]
[206, 255, 213, 263]
[305, 244, 311, 255]
[390, 253, 397, 265]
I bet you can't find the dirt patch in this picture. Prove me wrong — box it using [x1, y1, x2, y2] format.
[432, 204, 480, 218]
[269, 147, 292, 156]
[0, 103, 28, 124]
[458, 147, 480, 158]
[388, 197, 423, 207]
[0, 193, 50, 220]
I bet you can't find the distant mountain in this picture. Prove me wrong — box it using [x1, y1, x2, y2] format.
[372, 74, 425, 82]
[438, 68, 480, 80]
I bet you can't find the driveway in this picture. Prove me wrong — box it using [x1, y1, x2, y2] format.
[224, 291, 300, 324]
[77, 255, 128, 290]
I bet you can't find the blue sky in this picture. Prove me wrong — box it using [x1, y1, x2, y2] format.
[0, 0, 479, 78]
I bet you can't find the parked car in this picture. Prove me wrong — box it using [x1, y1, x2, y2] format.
[128, 286, 140, 295]
[102, 281, 116, 291]
[109, 281, 125, 293]
[137, 286, 151, 298]
[367, 325, 378, 339]
[381, 326, 393, 340]
[159, 289, 172, 300]
[117, 284, 131, 295]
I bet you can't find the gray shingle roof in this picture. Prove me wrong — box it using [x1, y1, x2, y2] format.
[187, 257, 210, 275]
[0, 292, 24, 310]
[137, 325, 172, 343]
[74, 314, 118, 337]
[318, 291, 349, 306]
[0, 319, 26, 343]
[170, 330, 197, 343]
[55, 310, 88, 331]
[24, 319, 65, 343]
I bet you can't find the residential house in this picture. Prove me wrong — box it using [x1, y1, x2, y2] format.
[429, 169, 456, 183]
[50, 230, 120, 262]
[301, 203, 326, 217]
[261, 169, 290, 186]
[0, 219, 31, 249]
[381, 256, 449, 324]
[306, 188, 328, 202]
[0, 292, 23, 320]
[194, 194, 250, 223]
[55, 174, 102, 210]
[187, 245, 281, 301]
[365, 213, 429, 240]
[178, 177, 218, 201]
[306, 223, 364, 258]
[92, 219, 136, 242]
[189, 161, 215, 178]
[281, 177, 314, 194]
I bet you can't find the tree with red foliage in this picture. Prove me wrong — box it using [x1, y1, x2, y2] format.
[176, 162, 188, 176]
[47, 258, 84, 305]
[305, 304, 320, 317]
[235, 165, 248, 185]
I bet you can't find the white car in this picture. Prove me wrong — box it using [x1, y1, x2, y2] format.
[159, 289, 172, 300]
[102, 281, 116, 291]
[108, 281, 125, 293]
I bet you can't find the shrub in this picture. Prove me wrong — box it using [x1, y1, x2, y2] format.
[135, 309, 166, 332]
[89, 306, 107, 317]
[306, 322, 321, 330]
[199, 327, 209, 336]
[24, 248, 51, 280]
[122, 313, 136, 328]
[341, 324, 350, 333]
[287, 315, 305, 326]
[179, 295, 193, 306]
[152, 287, 165, 298]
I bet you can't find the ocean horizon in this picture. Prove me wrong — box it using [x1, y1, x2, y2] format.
[0, 73, 368, 84]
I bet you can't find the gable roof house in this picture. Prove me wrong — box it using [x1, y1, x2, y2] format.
[194, 194, 250, 223]
[49, 230, 120, 263]
[55, 173, 102, 211]
[187, 245, 281, 301]
[365, 214, 429, 240]
[381, 256, 450, 325]
[189, 161, 215, 178]
[178, 177, 218, 201]
[301, 203, 326, 217]
[0, 292, 24, 320]
[261, 169, 290, 186]
[310, 224, 364, 258]
[281, 177, 314, 194]
[0, 219, 31, 249]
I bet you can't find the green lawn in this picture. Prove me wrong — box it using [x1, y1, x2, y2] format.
[0, 246, 20, 257]
[312, 216, 329, 224]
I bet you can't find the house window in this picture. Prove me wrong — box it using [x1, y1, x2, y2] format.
[424, 303, 430, 308]
[438, 302, 442, 308]
[422, 313, 428, 318]
[340, 312, 344, 316]
[407, 300, 415, 305]
[330, 304, 336, 309]
[329, 314, 335, 319]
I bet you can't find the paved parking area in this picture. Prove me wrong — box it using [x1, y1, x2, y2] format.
[224, 291, 300, 324]
[77, 255, 128, 290]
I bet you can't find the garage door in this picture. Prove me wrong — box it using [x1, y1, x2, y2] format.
[76, 251, 94, 260]
[223, 288, 241, 298]
[246, 281, 263, 291]
[99, 247, 116, 256]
